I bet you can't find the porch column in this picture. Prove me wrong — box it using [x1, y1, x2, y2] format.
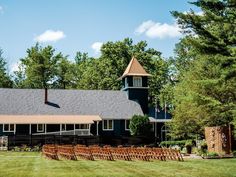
[155, 122, 157, 138]
[14, 124, 16, 135]
[89, 124, 91, 136]
[29, 124, 31, 135]
[45, 124, 47, 135]
[96, 121, 99, 136]
[60, 124, 62, 135]
[74, 124, 76, 135]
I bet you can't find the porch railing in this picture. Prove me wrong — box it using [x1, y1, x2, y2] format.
[32, 129, 91, 136]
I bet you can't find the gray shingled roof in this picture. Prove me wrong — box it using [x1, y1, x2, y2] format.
[0, 89, 143, 119]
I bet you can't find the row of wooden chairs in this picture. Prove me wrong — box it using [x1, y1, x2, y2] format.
[42, 145, 183, 161]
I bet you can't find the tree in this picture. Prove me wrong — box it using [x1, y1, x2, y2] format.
[0, 49, 13, 88]
[129, 115, 152, 136]
[169, 0, 236, 138]
[54, 54, 77, 89]
[19, 43, 61, 88]
[75, 38, 169, 105]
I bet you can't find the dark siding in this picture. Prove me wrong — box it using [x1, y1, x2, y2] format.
[142, 76, 148, 87]
[97, 120, 131, 137]
[47, 124, 60, 132]
[127, 88, 149, 115]
[16, 124, 29, 135]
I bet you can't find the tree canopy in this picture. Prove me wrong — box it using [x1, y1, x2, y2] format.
[167, 0, 236, 139]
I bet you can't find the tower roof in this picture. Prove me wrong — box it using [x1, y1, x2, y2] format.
[120, 57, 151, 79]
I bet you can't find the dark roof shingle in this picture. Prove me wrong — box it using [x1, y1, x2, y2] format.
[0, 89, 143, 119]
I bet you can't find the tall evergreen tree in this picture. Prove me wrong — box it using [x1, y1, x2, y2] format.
[0, 49, 13, 88]
[169, 0, 236, 138]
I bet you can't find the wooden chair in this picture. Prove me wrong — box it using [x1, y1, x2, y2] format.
[57, 145, 77, 160]
[74, 145, 94, 161]
[42, 144, 58, 160]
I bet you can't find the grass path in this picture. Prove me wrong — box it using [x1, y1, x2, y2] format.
[0, 152, 235, 177]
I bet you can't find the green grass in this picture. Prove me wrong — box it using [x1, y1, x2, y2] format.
[0, 152, 235, 177]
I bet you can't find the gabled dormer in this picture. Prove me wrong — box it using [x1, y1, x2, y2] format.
[120, 57, 151, 114]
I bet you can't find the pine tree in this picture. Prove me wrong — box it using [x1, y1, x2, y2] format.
[169, 0, 236, 138]
[0, 49, 13, 88]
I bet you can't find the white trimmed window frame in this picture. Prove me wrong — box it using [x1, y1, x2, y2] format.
[37, 124, 44, 132]
[133, 76, 142, 87]
[3, 124, 15, 132]
[125, 120, 130, 131]
[102, 120, 114, 131]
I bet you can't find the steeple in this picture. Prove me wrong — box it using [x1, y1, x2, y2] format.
[121, 57, 151, 114]
[120, 57, 151, 79]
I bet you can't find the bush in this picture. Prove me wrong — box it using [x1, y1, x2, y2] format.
[12, 146, 20, 152]
[129, 115, 152, 136]
[31, 145, 41, 152]
[207, 152, 219, 157]
[185, 140, 193, 148]
[160, 140, 188, 148]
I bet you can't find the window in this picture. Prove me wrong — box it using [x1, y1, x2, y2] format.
[133, 77, 142, 87]
[103, 120, 113, 130]
[37, 124, 44, 132]
[75, 124, 89, 129]
[3, 124, 15, 132]
[125, 77, 128, 88]
[125, 120, 130, 130]
[61, 124, 66, 131]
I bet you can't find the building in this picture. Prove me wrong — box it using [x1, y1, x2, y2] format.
[0, 57, 171, 143]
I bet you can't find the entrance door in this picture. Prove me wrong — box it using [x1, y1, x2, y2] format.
[16, 124, 29, 135]
[161, 125, 170, 142]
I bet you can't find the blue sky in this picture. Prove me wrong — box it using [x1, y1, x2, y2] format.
[0, 0, 201, 72]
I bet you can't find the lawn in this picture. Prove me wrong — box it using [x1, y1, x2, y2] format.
[0, 152, 235, 177]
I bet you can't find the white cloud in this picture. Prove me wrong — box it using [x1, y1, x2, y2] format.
[135, 20, 156, 34]
[34, 30, 66, 43]
[91, 42, 103, 54]
[195, 11, 204, 16]
[183, 11, 204, 16]
[135, 20, 181, 39]
[10, 62, 20, 73]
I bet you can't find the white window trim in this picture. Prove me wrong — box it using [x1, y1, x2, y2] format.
[3, 124, 15, 132]
[125, 120, 130, 131]
[133, 76, 142, 87]
[37, 124, 44, 132]
[102, 120, 114, 131]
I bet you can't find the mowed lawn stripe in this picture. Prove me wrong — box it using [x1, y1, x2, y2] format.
[0, 152, 236, 177]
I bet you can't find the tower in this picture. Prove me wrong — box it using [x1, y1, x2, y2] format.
[120, 57, 151, 114]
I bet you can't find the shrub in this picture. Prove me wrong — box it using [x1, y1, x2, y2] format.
[12, 146, 20, 152]
[207, 152, 219, 157]
[185, 140, 194, 148]
[31, 145, 41, 152]
[160, 140, 188, 148]
[129, 115, 152, 136]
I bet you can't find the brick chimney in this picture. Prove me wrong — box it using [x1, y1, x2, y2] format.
[44, 88, 48, 104]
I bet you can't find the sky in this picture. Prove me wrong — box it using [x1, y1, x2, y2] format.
[0, 0, 201, 73]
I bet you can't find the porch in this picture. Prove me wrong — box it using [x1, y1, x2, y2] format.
[0, 115, 102, 136]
